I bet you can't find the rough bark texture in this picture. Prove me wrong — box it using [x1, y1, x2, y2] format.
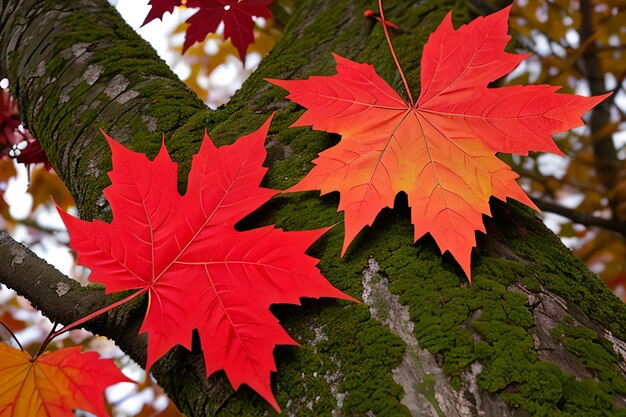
[1, 0, 626, 416]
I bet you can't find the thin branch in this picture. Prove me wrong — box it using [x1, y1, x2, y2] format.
[33, 287, 147, 359]
[595, 45, 626, 52]
[0, 321, 24, 351]
[31, 323, 58, 361]
[516, 167, 605, 194]
[0, 231, 147, 360]
[532, 197, 626, 235]
[18, 218, 65, 235]
[378, 0, 414, 106]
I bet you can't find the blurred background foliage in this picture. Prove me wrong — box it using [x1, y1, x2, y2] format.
[506, 0, 626, 298]
[0, 0, 624, 415]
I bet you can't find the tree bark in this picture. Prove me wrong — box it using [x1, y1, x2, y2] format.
[1, 0, 626, 416]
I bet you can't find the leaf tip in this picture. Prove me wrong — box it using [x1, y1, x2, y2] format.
[457, 253, 473, 283]
[340, 292, 361, 304]
[265, 77, 289, 91]
[201, 129, 211, 143]
[100, 129, 116, 145]
[52, 196, 75, 222]
[340, 240, 350, 258]
[181, 36, 194, 54]
[263, 111, 276, 129]
[594, 91, 613, 105]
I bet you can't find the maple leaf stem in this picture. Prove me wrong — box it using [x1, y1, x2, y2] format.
[32, 288, 149, 360]
[0, 321, 23, 351]
[377, 0, 414, 106]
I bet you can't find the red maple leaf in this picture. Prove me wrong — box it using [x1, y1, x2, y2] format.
[0, 343, 131, 417]
[268, 6, 608, 280]
[142, 0, 181, 26]
[142, 0, 272, 62]
[15, 137, 51, 171]
[183, 0, 273, 61]
[0, 88, 21, 156]
[57, 116, 354, 411]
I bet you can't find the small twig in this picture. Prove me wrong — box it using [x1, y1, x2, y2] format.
[532, 197, 626, 235]
[18, 218, 64, 235]
[32, 288, 148, 360]
[0, 321, 24, 351]
[595, 45, 626, 52]
[378, 0, 414, 106]
[31, 322, 59, 361]
[516, 167, 605, 194]
[364, 9, 399, 30]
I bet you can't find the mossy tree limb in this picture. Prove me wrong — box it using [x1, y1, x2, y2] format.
[1, 0, 626, 416]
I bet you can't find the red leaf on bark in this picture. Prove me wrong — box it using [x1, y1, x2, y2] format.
[183, 0, 273, 61]
[268, 6, 608, 280]
[0, 343, 131, 417]
[57, 116, 354, 411]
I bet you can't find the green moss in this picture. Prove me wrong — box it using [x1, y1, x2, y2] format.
[510, 230, 626, 342]
[267, 190, 626, 417]
[7, 51, 20, 85]
[554, 326, 626, 395]
[217, 299, 409, 416]
[45, 55, 66, 75]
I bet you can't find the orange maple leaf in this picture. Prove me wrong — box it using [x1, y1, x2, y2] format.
[0, 343, 131, 417]
[268, 6, 608, 279]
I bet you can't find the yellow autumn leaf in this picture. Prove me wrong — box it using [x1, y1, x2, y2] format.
[0, 343, 131, 417]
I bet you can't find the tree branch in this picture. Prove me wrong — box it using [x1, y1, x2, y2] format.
[0, 229, 234, 415]
[0, 231, 119, 322]
[532, 197, 626, 235]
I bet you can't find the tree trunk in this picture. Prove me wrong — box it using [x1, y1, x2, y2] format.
[1, 0, 626, 416]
